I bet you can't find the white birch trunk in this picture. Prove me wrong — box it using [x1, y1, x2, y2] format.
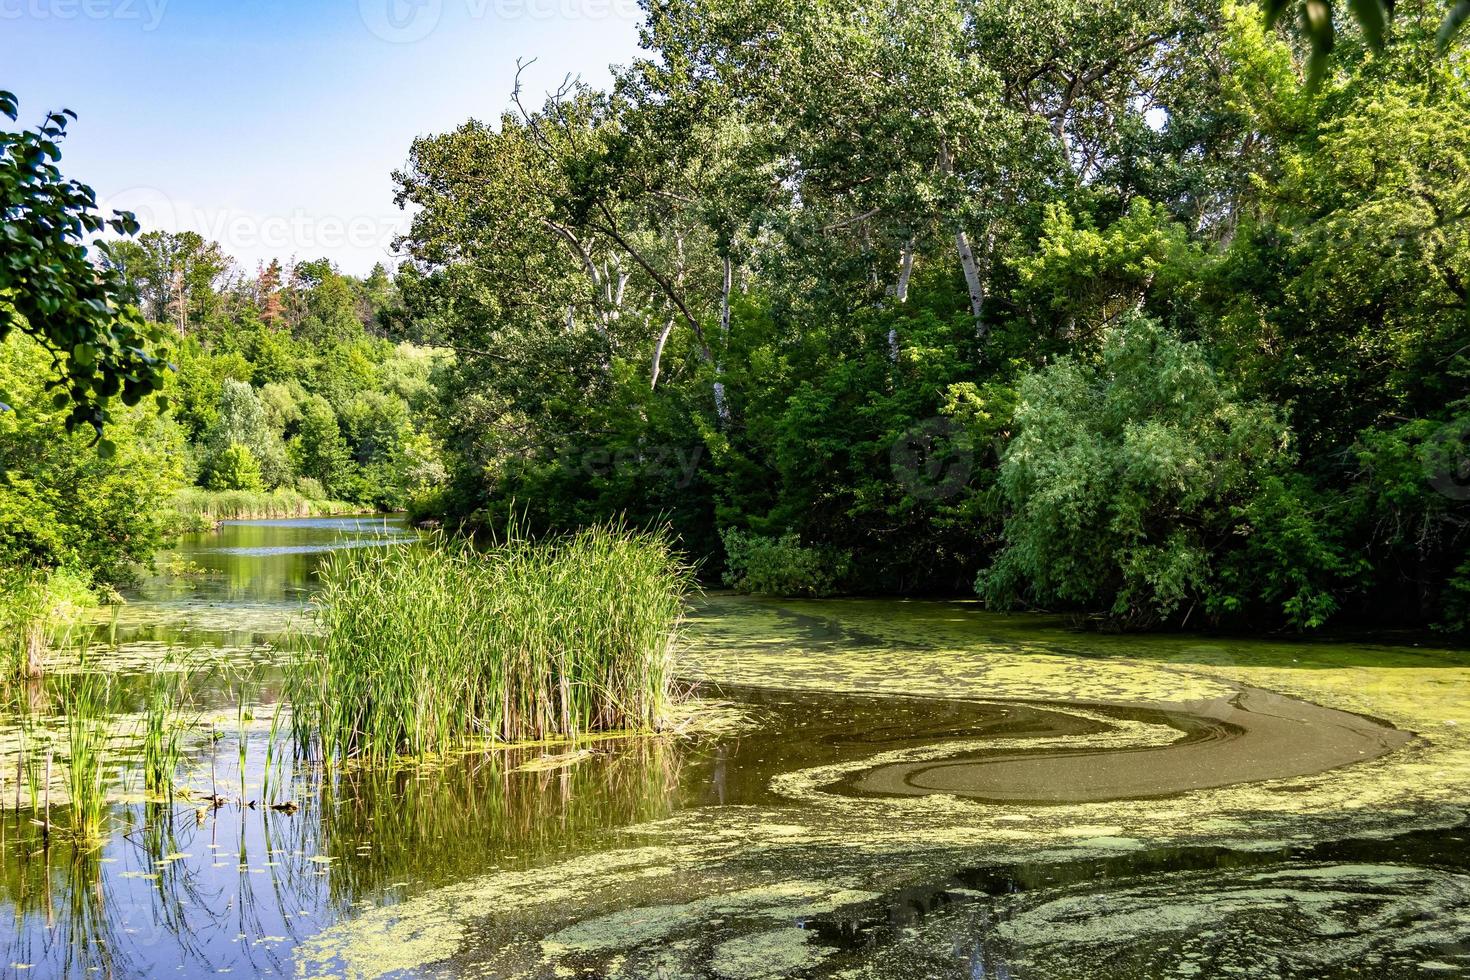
[713, 381, 728, 422]
[719, 256, 733, 338]
[895, 243, 915, 304]
[937, 139, 987, 338]
[955, 228, 986, 336]
[650, 314, 675, 390]
[890, 240, 915, 363]
[713, 256, 733, 425]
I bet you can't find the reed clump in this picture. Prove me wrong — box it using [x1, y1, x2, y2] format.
[140, 663, 188, 801]
[288, 525, 691, 762]
[62, 672, 111, 841]
[0, 568, 95, 679]
[168, 488, 360, 527]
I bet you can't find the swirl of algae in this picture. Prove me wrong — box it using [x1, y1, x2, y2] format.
[845, 863, 1470, 979]
[773, 687, 1409, 805]
[295, 595, 1470, 979]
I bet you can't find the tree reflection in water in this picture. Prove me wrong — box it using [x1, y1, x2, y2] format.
[0, 728, 687, 978]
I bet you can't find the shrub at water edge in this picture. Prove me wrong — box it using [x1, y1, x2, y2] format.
[168, 487, 362, 527]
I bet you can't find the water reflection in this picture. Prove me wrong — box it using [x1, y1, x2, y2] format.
[1, 519, 1465, 979]
[0, 685, 1029, 976]
[117, 516, 416, 627]
[0, 736, 685, 976]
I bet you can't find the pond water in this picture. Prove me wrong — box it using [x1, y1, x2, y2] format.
[1, 518, 1468, 978]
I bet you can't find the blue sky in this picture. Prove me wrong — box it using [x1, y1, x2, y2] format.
[2, 0, 645, 274]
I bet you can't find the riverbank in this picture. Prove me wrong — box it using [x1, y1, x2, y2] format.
[167, 488, 368, 530]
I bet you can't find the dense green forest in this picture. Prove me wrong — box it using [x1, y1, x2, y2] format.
[387, 0, 1469, 631]
[3, 0, 1469, 636]
[103, 239, 448, 510]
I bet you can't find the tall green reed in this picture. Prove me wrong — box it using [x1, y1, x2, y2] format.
[261, 702, 287, 806]
[288, 524, 691, 763]
[61, 672, 112, 841]
[235, 684, 253, 802]
[169, 488, 359, 524]
[140, 664, 187, 801]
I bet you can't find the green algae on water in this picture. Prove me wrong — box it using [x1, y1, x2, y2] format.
[295, 594, 1470, 979]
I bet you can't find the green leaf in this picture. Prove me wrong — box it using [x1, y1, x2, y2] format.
[1303, 0, 1335, 89]
[1348, 0, 1388, 50]
[1262, 0, 1293, 27]
[1438, 0, 1470, 51]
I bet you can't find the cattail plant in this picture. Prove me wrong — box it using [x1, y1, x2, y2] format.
[287, 523, 690, 763]
[62, 672, 112, 841]
[140, 665, 187, 801]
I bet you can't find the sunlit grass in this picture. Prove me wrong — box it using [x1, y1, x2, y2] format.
[169, 488, 362, 526]
[0, 568, 95, 679]
[288, 524, 692, 762]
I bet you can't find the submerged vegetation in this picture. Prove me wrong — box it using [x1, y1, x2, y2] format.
[289, 525, 691, 761]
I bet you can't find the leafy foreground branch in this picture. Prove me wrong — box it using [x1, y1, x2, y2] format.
[288, 527, 691, 762]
